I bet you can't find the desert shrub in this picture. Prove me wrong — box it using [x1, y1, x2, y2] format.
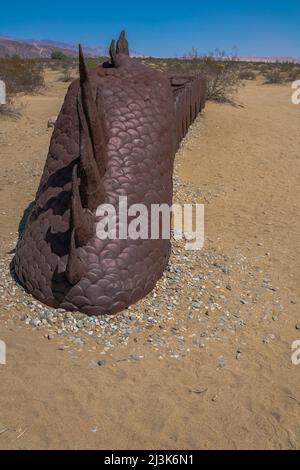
[257, 63, 273, 75]
[279, 61, 298, 74]
[51, 50, 69, 61]
[47, 55, 107, 76]
[86, 57, 107, 69]
[49, 51, 73, 76]
[263, 67, 283, 84]
[202, 52, 241, 102]
[47, 59, 64, 71]
[285, 66, 300, 82]
[0, 57, 44, 115]
[142, 50, 242, 103]
[0, 88, 18, 116]
[59, 63, 73, 82]
[239, 68, 257, 80]
[0, 57, 44, 94]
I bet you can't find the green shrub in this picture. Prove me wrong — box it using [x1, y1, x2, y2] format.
[50, 50, 69, 61]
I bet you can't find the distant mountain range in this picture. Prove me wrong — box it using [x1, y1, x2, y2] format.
[0, 34, 298, 63]
[0, 34, 143, 58]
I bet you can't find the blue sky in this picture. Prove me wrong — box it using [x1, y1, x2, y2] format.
[0, 0, 299, 58]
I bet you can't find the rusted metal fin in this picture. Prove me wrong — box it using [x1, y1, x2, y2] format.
[65, 229, 86, 285]
[78, 44, 107, 177]
[109, 39, 117, 66]
[71, 164, 95, 246]
[78, 96, 105, 212]
[116, 30, 129, 56]
[78, 45, 106, 212]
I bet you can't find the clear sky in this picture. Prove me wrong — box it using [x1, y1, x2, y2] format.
[0, 0, 299, 58]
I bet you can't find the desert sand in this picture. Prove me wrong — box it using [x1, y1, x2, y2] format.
[0, 71, 300, 449]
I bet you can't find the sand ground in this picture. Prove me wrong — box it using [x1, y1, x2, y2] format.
[0, 71, 300, 449]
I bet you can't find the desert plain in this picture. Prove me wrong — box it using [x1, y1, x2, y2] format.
[0, 69, 300, 449]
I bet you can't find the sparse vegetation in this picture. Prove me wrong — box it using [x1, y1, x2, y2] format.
[283, 64, 300, 82]
[59, 63, 73, 82]
[141, 55, 300, 95]
[1, 52, 299, 116]
[251, 61, 300, 84]
[86, 57, 107, 68]
[263, 67, 283, 84]
[201, 52, 241, 103]
[0, 57, 44, 115]
[50, 50, 69, 61]
[239, 68, 257, 80]
[140, 50, 242, 104]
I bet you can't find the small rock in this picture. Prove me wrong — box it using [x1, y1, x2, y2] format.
[97, 360, 107, 367]
[218, 356, 225, 368]
[263, 334, 275, 344]
[73, 337, 84, 345]
[47, 116, 57, 128]
[236, 350, 242, 360]
[30, 318, 41, 327]
[129, 354, 141, 361]
[295, 324, 300, 330]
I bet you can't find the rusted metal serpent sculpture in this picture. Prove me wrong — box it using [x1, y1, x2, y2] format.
[14, 31, 206, 315]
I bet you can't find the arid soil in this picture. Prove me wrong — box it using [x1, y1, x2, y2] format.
[0, 71, 300, 449]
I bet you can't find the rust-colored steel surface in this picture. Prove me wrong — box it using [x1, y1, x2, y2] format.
[14, 31, 206, 315]
[170, 75, 206, 148]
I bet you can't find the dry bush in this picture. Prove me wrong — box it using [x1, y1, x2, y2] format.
[285, 65, 300, 83]
[48, 56, 107, 78]
[0, 57, 44, 94]
[48, 53, 74, 75]
[279, 61, 299, 74]
[50, 50, 69, 61]
[201, 52, 241, 103]
[257, 63, 272, 75]
[47, 59, 64, 71]
[0, 101, 20, 118]
[259, 61, 300, 84]
[263, 67, 283, 84]
[148, 50, 242, 103]
[59, 63, 73, 82]
[0, 57, 44, 115]
[86, 57, 107, 69]
[239, 67, 257, 80]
